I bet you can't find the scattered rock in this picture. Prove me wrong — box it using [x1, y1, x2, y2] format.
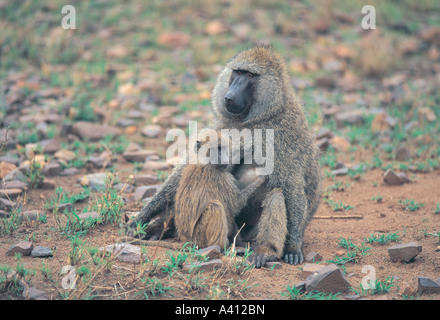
[0, 188, 22, 199]
[3, 169, 26, 182]
[418, 107, 437, 123]
[384, 169, 411, 185]
[49, 202, 73, 213]
[388, 241, 422, 262]
[72, 121, 122, 141]
[40, 179, 56, 190]
[21, 210, 45, 222]
[329, 136, 351, 152]
[304, 264, 351, 294]
[6, 241, 34, 256]
[41, 139, 61, 154]
[78, 211, 101, 220]
[113, 183, 135, 193]
[182, 259, 223, 273]
[418, 277, 440, 295]
[198, 245, 222, 260]
[59, 167, 81, 176]
[101, 243, 142, 263]
[123, 150, 157, 163]
[42, 161, 62, 176]
[80, 172, 108, 191]
[22, 286, 49, 300]
[133, 185, 161, 202]
[143, 161, 171, 171]
[54, 149, 76, 162]
[265, 261, 283, 270]
[331, 166, 349, 176]
[305, 252, 323, 263]
[0, 198, 17, 211]
[141, 125, 162, 138]
[301, 263, 326, 278]
[316, 138, 330, 151]
[31, 246, 53, 258]
[0, 161, 17, 179]
[335, 110, 365, 128]
[133, 174, 159, 185]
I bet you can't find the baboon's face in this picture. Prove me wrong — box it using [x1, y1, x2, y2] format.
[223, 69, 258, 116]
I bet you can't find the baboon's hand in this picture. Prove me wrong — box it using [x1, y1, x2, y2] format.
[248, 250, 278, 268]
[284, 249, 304, 265]
[125, 220, 140, 237]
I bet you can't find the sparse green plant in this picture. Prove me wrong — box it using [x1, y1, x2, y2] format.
[434, 203, 440, 214]
[399, 199, 424, 212]
[370, 194, 383, 203]
[325, 199, 354, 211]
[26, 158, 44, 189]
[364, 232, 400, 245]
[139, 276, 173, 299]
[282, 285, 341, 300]
[0, 206, 23, 236]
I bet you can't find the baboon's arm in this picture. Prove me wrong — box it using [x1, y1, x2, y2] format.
[233, 176, 266, 213]
[127, 165, 183, 233]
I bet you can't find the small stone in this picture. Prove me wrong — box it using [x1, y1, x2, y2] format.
[388, 241, 422, 262]
[0, 198, 17, 211]
[331, 167, 349, 176]
[301, 263, 326, 278]
[54, 149, 76, 162]
[3, 169, 26, 182]
[0, 161, 17, 179]
[0, 188, 22, 199]
[182, 259, 223, 273]
[59, 167, 81, 176]
[101, 243, 142, 263]
[21, 210, 45, 222]
[133, 185, 160, 202]
[42, 161, 62, 176]
[88, 156, 112, 169]
[133, 174, 159, 185]
[316, 127, 334, 140]
[51, 202, 73, 213]
[335, 110, 365, 128]
[265, 261, 283, 270]
[41, 139, 61, 154]
[305, 252, 323, 263]
[141, 125, 162, 138]
[143, 161, 171, 171]
[305, 264, 351, 294]
[198, 245, 222, 259]
[3, 180, 27, 191]
[6, 241, 34, 256]
[113, 183, 135, 193]
[329, 136, 351, 152]
[316, 138, 330, 151]
[80, 172, 108, 191]
[40, 179, 56, 190]
[418, 277, 440, 295]
[72, 121, 122, 141]
[123, 150, 157, 163]
[78, 211, 101, 220]
[22, 287, 49, 300]
[31, 246, 53, 258]
[384, 169, 411, 185]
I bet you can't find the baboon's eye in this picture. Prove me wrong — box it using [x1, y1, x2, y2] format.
[236, 70, 243, 75]
[247, 72, 254, 78]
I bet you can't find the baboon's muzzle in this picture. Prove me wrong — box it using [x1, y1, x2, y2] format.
[224, 76, 253, 115]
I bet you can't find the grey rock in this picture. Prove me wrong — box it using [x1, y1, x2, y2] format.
[395, 146, 410, 162]
[418, 277, 440, 295]
[198, 245, 222, 259]
[22, 210, 46, 222]
[3, 169, 26, 182]
[22, 286, 49, 300]
[388, 242, 422, 262]
[78, 211, 101, 220]
[72, 121, 122, 141]
[182, 259, 223, 273]
[384, 169, 411, 185]
[133, 185, 160, 202]
[0, 198, 17, 211]
[266, 261, 283, 270]
[133, 174, 159, 185]
[6, 241, 34, 256]
[141, 125, 162, 138]
[41, 139, 61, 154]
[59, 167, 81, 176]
[3, 180, 27, 190]
[305, 264, 351, 294]
[31, 246, 53, 258]
[101, 243, 142, 263]
[123, 150, 157, 163]
[332, 167, 349, 176]
[81, 172, 107, 191]
[305, 252, 323, 263]
[42, 161, 62, 176]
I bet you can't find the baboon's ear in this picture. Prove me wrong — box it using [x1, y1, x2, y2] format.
[194, 140, 202, 153]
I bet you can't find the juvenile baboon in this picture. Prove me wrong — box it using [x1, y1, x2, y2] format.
[175, 131, 266, 248]
[128, 46, 322, 267]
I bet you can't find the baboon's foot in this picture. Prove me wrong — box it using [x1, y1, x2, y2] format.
[283, 242, 304, 265]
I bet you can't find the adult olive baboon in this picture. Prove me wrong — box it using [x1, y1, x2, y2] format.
[128, 46, 322, 267]
[175, 131, 266, 248]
